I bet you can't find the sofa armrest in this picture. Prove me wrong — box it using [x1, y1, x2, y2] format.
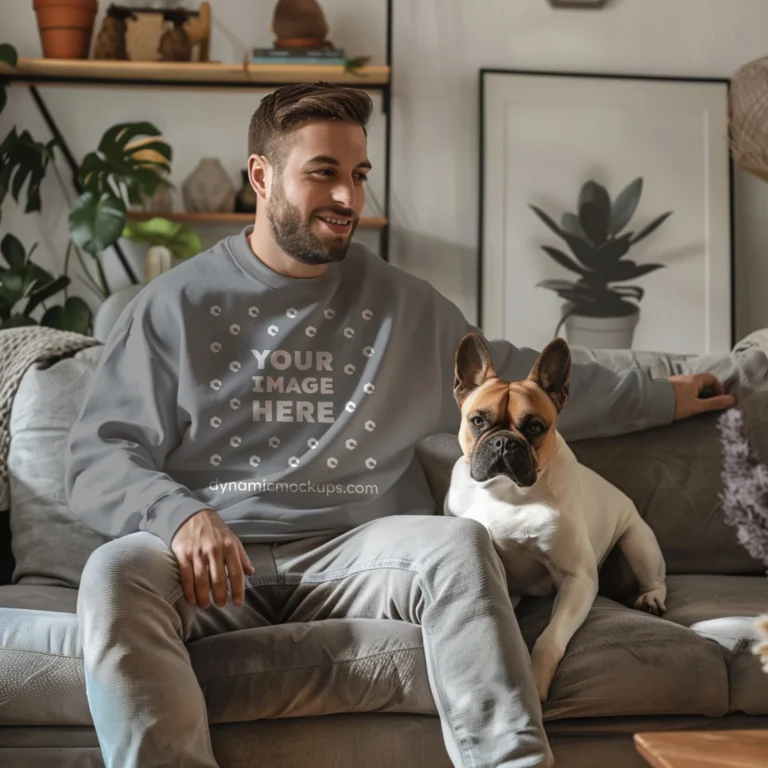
[0, 509, 14, 585]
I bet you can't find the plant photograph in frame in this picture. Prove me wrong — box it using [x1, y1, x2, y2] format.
[478, 69, 733, 354]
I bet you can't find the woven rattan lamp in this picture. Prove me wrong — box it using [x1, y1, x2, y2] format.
[731, 55, 768, 182]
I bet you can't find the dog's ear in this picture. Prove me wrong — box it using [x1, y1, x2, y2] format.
[454, 332, 498, 407]
[528, 337, 571, 412]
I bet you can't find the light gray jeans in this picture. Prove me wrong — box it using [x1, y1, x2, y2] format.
[77, 514, 553, 768]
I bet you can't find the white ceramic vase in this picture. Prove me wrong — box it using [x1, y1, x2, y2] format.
[182, 158, 236, 213]
[563, 307, 640, 350]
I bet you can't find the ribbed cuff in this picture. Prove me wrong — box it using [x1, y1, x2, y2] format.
[648, 376, 676, 428]
[142, 489, 214, 548]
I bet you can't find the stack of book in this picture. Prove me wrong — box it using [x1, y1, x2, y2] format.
[250, 47, 346, 65]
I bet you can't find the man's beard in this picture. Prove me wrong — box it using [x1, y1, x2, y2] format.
[266, 182, 358, 266]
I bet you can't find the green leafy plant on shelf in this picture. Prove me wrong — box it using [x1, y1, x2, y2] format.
[0, 42, 201, 334]
[530, 177, 672, 338]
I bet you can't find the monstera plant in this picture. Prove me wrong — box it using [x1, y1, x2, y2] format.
[0, 43, 84, 330]
[530, 177, 672, 348]
[0, 41, 199, 333]
[68, 122, 172, 265]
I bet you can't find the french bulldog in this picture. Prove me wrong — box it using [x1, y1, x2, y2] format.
[443, 331, 667, 703]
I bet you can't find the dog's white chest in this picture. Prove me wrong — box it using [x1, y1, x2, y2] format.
[444, 435, 637, 597]
[445, 462, 562, 595]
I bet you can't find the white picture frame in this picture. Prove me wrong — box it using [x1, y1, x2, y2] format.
[478, 69, 734, 354]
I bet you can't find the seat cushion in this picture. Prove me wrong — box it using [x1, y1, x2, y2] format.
[515, 574, 768, 722]
[190, 618, 435, 724]
[3, 575, 766, 728]
[661, 574, 768, 716]
[516, 591, 730, 722]
[0, 584, 436, 727]
[0, 585, 89, 726]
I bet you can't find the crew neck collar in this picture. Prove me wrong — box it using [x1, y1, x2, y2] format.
[227, 225, 344, 298]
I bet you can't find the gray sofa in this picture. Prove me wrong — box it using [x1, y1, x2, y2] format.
[3, 335, 768, 768]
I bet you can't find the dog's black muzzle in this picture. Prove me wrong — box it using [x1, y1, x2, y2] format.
[470, 430, 537, 487]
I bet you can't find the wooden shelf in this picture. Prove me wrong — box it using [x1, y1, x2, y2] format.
[1, 58, 390, 89]
[126, 211, 388, 228]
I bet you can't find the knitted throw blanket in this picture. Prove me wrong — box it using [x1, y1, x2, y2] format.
[0, 326, 101, 511]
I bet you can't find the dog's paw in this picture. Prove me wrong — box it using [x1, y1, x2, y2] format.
[530, 637, 562, 703]
[633, 585, 667, 616]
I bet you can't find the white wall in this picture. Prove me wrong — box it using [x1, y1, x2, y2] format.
[3, 0, 768, 344]
[390, 0, 768, 343]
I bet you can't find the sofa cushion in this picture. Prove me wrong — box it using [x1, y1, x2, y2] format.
[3, 575, 762, 728]
[661, 574, 768, 716]
[190, 618, 435, 724]
[515, 591, 730, 722]
[0, 585, 88, 726]
[571, 412, 765, 582]
[0, 583, 436, 727]
[515, 574, 768, 722]
[8, 346, 110, 588]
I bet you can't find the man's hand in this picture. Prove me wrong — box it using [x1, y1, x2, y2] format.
[171, 509, 255, 608]
[668, 372, 735, 420]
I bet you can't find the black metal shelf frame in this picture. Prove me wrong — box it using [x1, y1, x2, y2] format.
[10, 0, 394, 283]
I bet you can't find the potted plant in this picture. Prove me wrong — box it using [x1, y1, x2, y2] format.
[1, 41, 200, 335]
[123, 216, 202, 280]
[530, 177, 672, 349]
[33, 0, 99, 59]
[0, 233, 92, 332]
[1, 42, 91, 330]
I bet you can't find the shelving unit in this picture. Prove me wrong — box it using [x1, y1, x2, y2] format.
[126, 210, 388, 228]
[2, 0, 394, 283]
[5, 57, 391, 88]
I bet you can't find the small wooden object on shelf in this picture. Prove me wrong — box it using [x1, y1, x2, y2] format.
[93, 5, 137, 61]
[634, 729, 768, 767]
[186, 1, 212, 62]
[123, 1, 211, 62]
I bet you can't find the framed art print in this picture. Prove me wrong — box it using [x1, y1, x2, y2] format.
[478, 69, 733, 354]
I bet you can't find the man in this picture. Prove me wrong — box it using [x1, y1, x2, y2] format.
[65, 82, 733, 768]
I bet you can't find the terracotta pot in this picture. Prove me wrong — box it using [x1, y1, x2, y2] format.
[33, 0, 99, 59]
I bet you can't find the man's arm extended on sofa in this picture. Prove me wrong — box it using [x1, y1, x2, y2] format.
[433, 291, 730, 440]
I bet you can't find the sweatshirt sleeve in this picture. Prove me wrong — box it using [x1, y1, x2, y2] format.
[435, 294, 676, 442]
[64, 304, 212, 548]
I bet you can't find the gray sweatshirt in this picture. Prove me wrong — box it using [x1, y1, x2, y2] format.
[64, 227, 675, 547]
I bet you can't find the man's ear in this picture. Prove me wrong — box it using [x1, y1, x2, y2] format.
[454, 332, 498, 407]
[248, 154, 270, 202]
[528, 337, 571, 412]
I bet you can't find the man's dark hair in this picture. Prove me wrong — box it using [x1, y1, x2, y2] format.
[248, 82, 373, 171]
